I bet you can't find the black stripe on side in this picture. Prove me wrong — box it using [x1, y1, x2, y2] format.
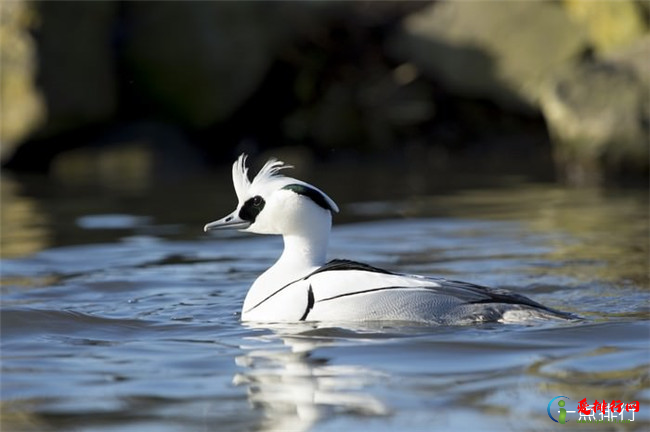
[243, 280, 295, 314]
[317, 286, 432, 303]
[299, 285, 315, 321]
[306, 259, 394, 277]
[282, 184, 336, 212]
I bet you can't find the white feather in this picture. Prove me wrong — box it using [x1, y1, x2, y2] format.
[232, 154, 251, 202]
[251, 158, 294, 189]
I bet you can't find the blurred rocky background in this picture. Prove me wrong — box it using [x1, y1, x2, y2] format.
[1, 0, 649, 185]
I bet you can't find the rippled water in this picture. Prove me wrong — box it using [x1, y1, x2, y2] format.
[1, 165, 649, 432]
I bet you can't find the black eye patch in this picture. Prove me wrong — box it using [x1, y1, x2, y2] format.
[239, 195, 266, 222]
[282, 184, 335, 212]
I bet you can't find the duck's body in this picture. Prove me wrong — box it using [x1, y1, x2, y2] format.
[241, 259, 572, 324]
[205, 154, 574, 325]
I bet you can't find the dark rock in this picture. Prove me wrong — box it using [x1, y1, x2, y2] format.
[0, 1, 45, 159]
[540, 37, 650, 184]
[386, 1, 588, 111]
[34, 1, 119, 137]
[121, 2, 280, 128]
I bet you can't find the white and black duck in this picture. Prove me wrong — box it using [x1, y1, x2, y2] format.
[204, 154, 576, 325]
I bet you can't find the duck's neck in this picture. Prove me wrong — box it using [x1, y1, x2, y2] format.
[277, 230, 329, 270]
[264, 225, 330, 284]
[242, 224, 331, 316]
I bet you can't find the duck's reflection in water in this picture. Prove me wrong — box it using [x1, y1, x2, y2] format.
[234, 324, 390, 432]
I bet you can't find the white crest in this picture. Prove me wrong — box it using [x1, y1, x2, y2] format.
[231, 153, 293, 201]
[231, 154, 250, 201]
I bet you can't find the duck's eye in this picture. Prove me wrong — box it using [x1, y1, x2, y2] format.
[239, 195, 266, 223]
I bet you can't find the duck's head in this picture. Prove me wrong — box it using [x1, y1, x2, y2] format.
[204, 154, 339, 235]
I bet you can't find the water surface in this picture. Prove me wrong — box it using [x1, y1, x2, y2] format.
[1, 167, 648, 431]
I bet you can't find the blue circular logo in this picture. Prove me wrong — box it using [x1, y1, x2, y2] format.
[548, 396, 570, 423]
